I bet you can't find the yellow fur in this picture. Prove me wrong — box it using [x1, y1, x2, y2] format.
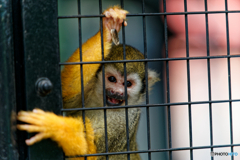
[61, 31, 111, 101]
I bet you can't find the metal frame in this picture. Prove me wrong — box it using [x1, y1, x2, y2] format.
[0, 0, 18, 159]
[2, 0, 64, 159]
[58, 0, 240, 159]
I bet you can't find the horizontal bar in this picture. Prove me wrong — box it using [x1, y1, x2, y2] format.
[59, 54, 240, 65]
[66, 143, 240, 158]
[58, 10, 240, 19]
[62, 98, 240, 112]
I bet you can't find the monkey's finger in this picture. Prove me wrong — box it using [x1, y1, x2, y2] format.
[113, 8, 122, 21]
[17, 114, 42, 125]
[25, 132, 48, 146]
[17, 124, 44, 133]
[112, 22, 118, 31]
[32, 108, 45, 114]
[109, 8, 126, 23]
[112, 18, 124, 32]
[18, 110, 42, 118]
[105, 18, 112, 30]
[103, 6, 128, 18]
[115, 24, 120, 33]
[118, 18, 123, 24]
[18, 110, 49, 122]
[120, 10, 129, 15]
[113, 8, 127, 20]
[124, 21, 127, 26]
[108, 9, 118, 21]
[104, 11, 111, 18]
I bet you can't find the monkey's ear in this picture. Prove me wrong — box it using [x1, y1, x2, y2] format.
[147, 69, 160, 89]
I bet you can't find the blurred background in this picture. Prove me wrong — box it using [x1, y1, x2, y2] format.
[162, 0, 240, 160]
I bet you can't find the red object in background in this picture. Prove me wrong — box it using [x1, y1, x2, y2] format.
[161, 0, 240, 57]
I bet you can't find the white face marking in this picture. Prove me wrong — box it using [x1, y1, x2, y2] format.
[96, 65, 144, 106]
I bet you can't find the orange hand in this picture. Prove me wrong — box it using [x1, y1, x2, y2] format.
[17, 109, 57, 145]
[103, 6, 128, 42]
[17, 109, 96, 157]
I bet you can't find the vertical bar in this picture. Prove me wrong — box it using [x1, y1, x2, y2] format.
[11, 0, 28, 158]
[141, 0, 151, 160]
[57, 5, 64, 117]
[56, 1, 65, 159]
[120, 1, 130, 160]
[21, 0, 63, 159]
[0, 1, 18, 159]
[77, 1, 87, 159]
[162, 0, 172, 159]
[77, 0, 85, 120]
[99, 0, 109, 159]
[183, 0, 193, 159]
[225, 0, 233, 159]
[204, 0, 214, 160]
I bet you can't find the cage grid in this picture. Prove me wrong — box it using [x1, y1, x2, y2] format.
[57, 0, 240, 159]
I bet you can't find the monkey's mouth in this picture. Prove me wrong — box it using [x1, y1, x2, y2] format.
[106, 96, 125, 106]
[106, 90, 125, 106]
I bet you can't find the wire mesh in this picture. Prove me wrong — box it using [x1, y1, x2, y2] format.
[58, 0, 240, 159]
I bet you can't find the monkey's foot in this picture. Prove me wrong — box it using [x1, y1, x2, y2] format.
[103, 6, 128, 42]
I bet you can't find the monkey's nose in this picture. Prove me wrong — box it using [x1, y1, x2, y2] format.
[115, 92, 123, 96]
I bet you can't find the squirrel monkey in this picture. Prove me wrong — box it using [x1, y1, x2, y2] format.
[17, 6, 159, 160]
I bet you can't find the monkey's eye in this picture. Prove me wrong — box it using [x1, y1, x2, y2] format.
[108, 76, 117, 83]
[123, 81, 132, 87]
[127, 81, 132, 87]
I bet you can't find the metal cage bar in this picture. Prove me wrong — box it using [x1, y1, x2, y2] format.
[76, 1, 88, 160]
[59, 54, 240, 65]
[99, 0, 109, 159]
[57, 10, 240, 19]
[62, 99, 240, 112]
[119, 1, 131, 160]
[66, 143, 240, 158]
[224, 0, 234, 160]
[204, 0, 214, 160]
[141, 0, 151, 160]
[162, 0, 173, 159]
[77, 0, 86, 132]
[183, 0, 193, 159]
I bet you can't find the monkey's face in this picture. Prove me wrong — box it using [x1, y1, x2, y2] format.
[96, 65, 144, 106]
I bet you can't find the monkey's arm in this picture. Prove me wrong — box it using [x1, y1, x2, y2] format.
[61, 6, 128, 101]
[17, 109, 96, 159]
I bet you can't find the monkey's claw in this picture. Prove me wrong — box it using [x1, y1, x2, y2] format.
[111, 29, 120, 45]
